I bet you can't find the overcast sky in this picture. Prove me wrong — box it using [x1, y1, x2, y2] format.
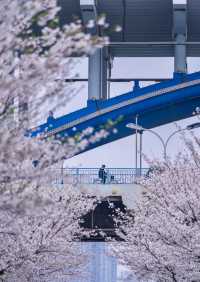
[59, 0, 200, 168]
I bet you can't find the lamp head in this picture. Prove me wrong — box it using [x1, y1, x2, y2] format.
[126, 123, 144, 131]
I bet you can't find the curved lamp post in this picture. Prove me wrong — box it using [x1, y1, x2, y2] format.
[126, 122, 200, 173]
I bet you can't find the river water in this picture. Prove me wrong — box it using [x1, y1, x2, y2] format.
[76, 242, 138, 282]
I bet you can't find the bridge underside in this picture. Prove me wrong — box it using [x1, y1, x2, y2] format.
[27, 1, 200, 163]
[58, 0, 200, 57]
[58, 0, 200, 101]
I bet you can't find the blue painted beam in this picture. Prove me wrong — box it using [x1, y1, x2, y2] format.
[30, 71, 200, 156]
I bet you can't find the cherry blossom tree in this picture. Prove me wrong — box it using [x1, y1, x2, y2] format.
[0, 184, 95, 281]
[115, 132, 200, 282]
[0, 0, 108, 280]
[0, 0, 108, 183]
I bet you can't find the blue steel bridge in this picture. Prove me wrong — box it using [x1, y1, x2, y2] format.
[31, 0, 200, 156]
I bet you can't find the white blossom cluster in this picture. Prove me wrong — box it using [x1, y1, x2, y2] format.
[114, 134, 200, 282]
[0, 0, 107, 183]
[0, 183, 95, 281]
[0, 0, 108, 280]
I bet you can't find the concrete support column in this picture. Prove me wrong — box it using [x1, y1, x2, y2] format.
[88, 48, 108, 101]
[173, 4, 187, 74]
[174, 34, 187, 74]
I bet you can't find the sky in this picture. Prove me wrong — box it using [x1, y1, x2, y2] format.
[60, 0, 200, 169]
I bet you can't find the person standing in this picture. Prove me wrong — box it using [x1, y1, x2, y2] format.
[98, 164, 107, 184]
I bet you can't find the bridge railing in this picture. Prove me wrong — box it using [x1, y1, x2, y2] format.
[52, 168, 149, 185]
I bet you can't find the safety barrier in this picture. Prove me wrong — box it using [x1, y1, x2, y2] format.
[52, 168, 149, 185]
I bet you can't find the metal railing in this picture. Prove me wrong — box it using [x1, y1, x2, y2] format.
[52, 168, 149, 185]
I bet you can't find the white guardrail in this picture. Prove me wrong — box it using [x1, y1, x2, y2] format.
[51, 168, 149, 185]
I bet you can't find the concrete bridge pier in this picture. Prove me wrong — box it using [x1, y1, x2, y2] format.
[88, 47, 108, 101]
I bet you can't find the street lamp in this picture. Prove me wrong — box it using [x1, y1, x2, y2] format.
[126, 122, 200, 172]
